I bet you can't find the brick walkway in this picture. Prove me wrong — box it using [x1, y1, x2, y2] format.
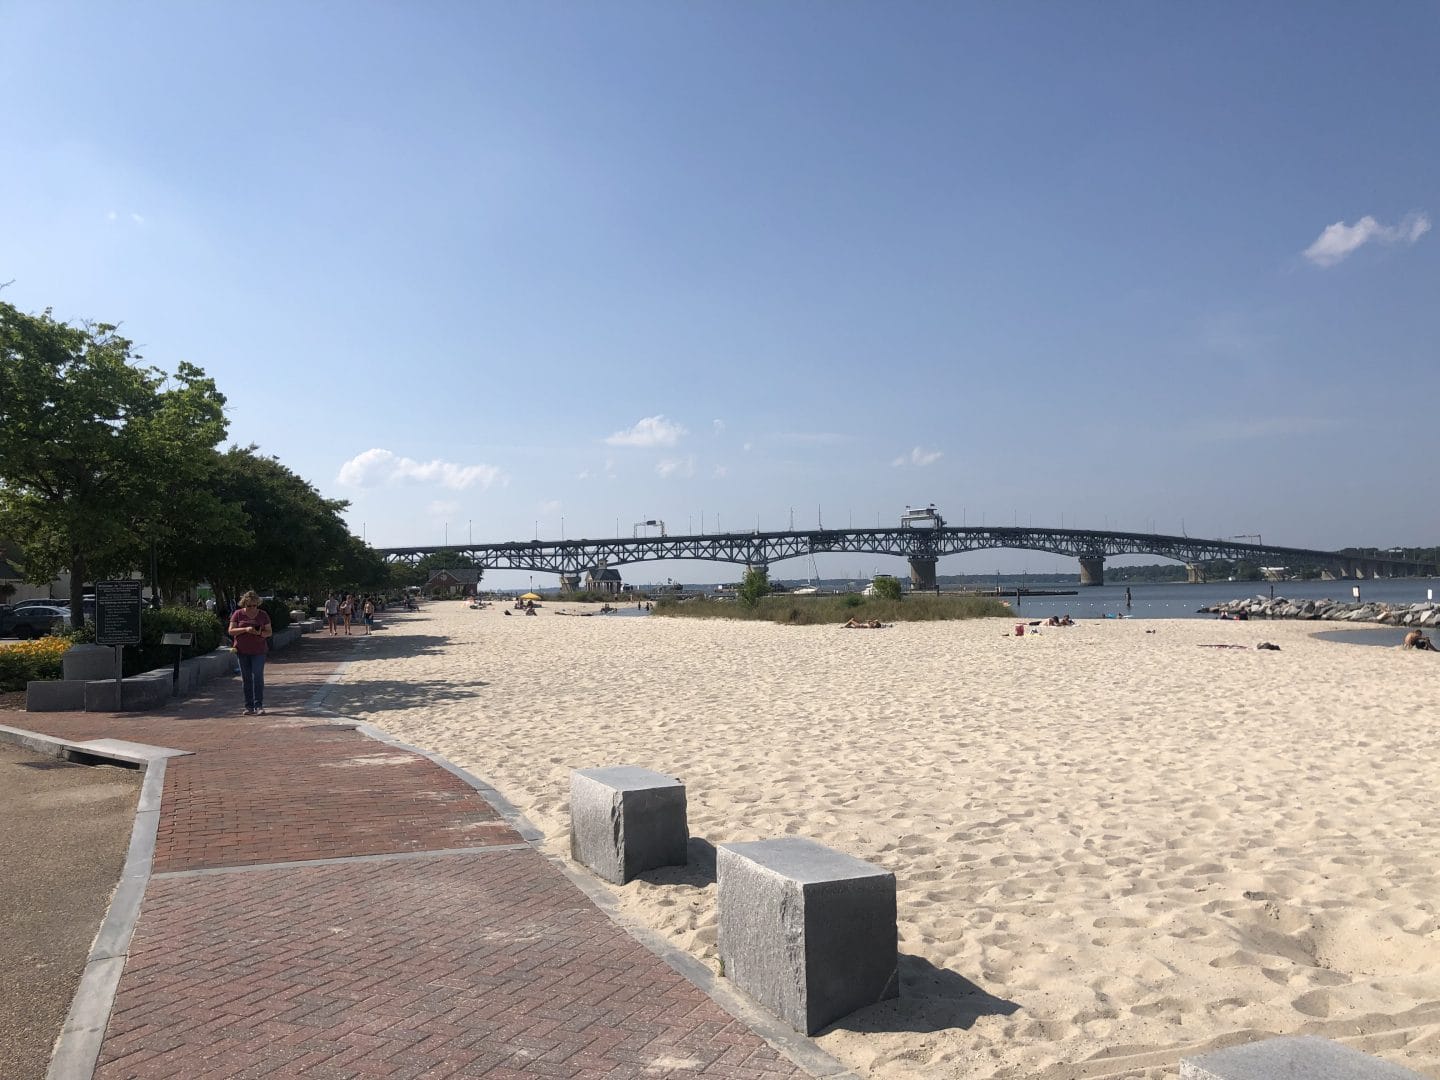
[17, 631, 818, 1080]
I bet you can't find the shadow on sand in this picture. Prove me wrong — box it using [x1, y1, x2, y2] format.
[829, 954, 1019, 1035]
[635, 837, 719, 889]
[637, 842, 1020, 1036]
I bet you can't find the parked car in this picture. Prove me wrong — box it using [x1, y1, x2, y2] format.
[0, 604, 72, 639]
[9, 598, 62, 612]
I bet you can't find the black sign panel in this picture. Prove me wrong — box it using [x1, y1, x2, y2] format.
[95, 580, 143, 645]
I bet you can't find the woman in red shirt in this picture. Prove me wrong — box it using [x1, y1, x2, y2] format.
[228, 591, 273, 715]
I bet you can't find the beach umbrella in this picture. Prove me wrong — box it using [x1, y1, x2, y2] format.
[520, 592, 542, 601]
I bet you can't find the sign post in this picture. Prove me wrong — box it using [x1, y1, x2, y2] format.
[95, 580, 143, 709]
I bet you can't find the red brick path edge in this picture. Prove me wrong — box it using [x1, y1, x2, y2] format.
[11, 633, 850, 1080]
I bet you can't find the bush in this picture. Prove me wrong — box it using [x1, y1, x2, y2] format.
[737, 568, 771, 608]
[870, 576, 903, 601]
[71, 606, 226, 677]
[0, 635, 71, 690]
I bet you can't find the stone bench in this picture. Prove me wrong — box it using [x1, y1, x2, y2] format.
[570, 766, 688, 884]
[1182, 1036, 1426, 1079]
[717, 837, 897, 1035]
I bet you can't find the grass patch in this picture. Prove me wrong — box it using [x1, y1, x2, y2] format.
[652, 593, 1013, 625]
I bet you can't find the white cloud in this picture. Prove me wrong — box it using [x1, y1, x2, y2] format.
[891, 446, 944, 468]
[130, 212, 145, 225]
[713, 419, 726, 435]
[577, 469, 590, 480]
[427, 500, 460, 517]
[605, 415, 687, 447]
[1303, 212, 1431, 267]
[337, 448, 505, 490]
[713, 464, 729, 478]
[538, 499, 562, 514]
[656, 456, 695, 479]
[106, 210, 117, 222]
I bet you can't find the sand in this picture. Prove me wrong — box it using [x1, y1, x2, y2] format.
[329, 601, 1440, 1079]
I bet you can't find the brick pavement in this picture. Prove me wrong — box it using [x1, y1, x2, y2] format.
[18, 630, 817, 1080]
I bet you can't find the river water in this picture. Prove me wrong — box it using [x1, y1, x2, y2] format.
[979, 578, 1439, 621]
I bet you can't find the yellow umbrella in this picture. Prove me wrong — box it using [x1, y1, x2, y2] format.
[519, 592, 542, 601]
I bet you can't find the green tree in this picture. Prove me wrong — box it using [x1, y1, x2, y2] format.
[870, 575, 903, 601]
[737, 566, 771, 607]
[0, 303, 228, 621]
[165, 446, 361, 604]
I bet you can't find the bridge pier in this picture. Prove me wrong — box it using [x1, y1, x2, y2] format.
[559, 574, 580, 591]
[1078, 556, 1105, 586]
[908, 557, 938, 592]
[1186, 564, 1207, 584]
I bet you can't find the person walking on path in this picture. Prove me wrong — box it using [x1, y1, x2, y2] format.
[362, 596, 375, 635]
[339, 594, 354, 635]
[228, 591, 273, 715]
[323, 593, 340, 635]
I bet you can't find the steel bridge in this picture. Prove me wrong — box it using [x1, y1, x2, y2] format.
[376, 526, 1436, 587]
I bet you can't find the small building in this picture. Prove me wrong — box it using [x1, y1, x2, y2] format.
[584, 565, 624, 595]
[426, 568, 484, 598]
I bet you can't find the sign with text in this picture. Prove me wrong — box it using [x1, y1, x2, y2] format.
[95, 580, 143, 645]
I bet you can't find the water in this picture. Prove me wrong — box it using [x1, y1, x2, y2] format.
[988, 578, 1438, 621]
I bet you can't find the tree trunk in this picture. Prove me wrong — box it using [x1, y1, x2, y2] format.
[69, 549, 87, 626]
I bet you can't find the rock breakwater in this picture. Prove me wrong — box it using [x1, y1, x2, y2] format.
[1201, 596, 1440, 626]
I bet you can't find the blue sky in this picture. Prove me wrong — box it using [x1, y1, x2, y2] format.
[4, 3, 1437, 588]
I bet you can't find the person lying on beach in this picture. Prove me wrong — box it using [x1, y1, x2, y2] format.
[1404, 629, 1434, 650]
[842, 618, 885, 629]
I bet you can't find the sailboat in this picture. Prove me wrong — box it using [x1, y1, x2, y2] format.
[792, 553, 822, 594]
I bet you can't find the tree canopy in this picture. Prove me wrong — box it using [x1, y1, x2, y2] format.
[0, 302, 228, 618]
[0, 301, 387, 617]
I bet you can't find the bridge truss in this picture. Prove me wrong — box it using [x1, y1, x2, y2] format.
[377, 527, 1436, 582]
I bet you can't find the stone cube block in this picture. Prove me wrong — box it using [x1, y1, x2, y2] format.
[570, 766, 688, 884]
[1181, 1036, 1426, 1080]
[63, 644, 116, 681]
[717, 837, 897, 1035]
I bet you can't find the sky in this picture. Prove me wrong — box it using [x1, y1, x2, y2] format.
[3, 2, 1437, 589]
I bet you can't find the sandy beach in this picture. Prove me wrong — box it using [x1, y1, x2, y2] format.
[328, 601, 1440, 1079]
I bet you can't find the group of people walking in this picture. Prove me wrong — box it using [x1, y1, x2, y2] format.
[322, 593, 376, 635]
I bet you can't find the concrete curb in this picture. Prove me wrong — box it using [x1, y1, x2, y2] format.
[0, 724, 186, 1080]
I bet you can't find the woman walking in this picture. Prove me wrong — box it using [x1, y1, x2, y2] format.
[339, 594, 354, 635]
[228, 591, 273, 715]
[362, 596, 375, 634]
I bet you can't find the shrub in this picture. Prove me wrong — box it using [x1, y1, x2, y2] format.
[71, 606, 226, 677]
[737, 568, 771, 608]
[0, 635, 71, 690]
[870, 576, 903, 602]
[842, 593, 864, 608]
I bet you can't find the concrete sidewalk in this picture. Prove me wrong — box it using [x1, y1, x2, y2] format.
[12, 632, 839, 1080]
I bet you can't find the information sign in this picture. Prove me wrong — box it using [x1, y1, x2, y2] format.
[95, 580, 143, 645]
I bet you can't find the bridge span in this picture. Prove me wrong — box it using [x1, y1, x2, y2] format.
[376, 525, 1436, 587]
